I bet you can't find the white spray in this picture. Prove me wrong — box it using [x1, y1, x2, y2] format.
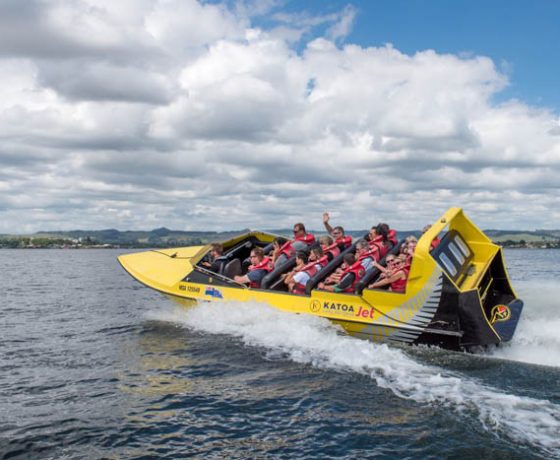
[148, 301, 560, 456]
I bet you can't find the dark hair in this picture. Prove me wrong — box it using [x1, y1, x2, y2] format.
[343, 253, 356, 265]
[376, 223, 389, 242]
[210, 243, 223, 255]
[310, 246, 323, 258]
[294, 222, 306, 232]
[274, 237, 288, 246]
[251, 247, 264, 258]
[333, 226, 344, 234]
[296, 251, 308, 264]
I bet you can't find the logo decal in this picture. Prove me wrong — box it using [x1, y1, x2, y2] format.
[491, 304, 511, 323]
[205, 287, 223, 299]
[310, 300, 322, 313]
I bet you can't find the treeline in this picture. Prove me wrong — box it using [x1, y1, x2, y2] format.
[0, 228, 250, 249]
[499, 240, 560, 249]
[0, 237, 79, 248]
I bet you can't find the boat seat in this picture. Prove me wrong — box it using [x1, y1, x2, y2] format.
[223, 259, 242, 278]
[263, 242, 274, 255]
[269, 277, 289, 292]
[261, 256, 296, 290]
[213, 257, 228, 275]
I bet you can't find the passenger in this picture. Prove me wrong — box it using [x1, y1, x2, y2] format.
[355, 239, 377, 271]
[318, 253, 365, 293]
[400, 236, 417, 264]
[371, 255, 396, 278]
[406, 238, 417, 259]
[322, 252, 355, 285]
[319, 235, 339, 261]
[271, 236, 292, 267]
[367, 225, 379, 243]
[322, 212, 352, 249]
[272, 223, 315, 267]
[290, 251, 324, 295]
[283, 251, 308, 289]
[368, 254, 409, 293]
[234, 247, 273, 288]
[398, 253, 412, 274]
[423, 224, 441, 250]
[309, 245, 328, 269]
[368, 223, 392, 258]
[271, 237, 289, 259]
[201, 243, 226, 273]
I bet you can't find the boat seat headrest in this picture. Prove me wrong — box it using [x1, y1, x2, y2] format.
[223, 259, 242, 278]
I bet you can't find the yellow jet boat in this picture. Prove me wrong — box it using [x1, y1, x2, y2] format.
[118, 208, 523, 352]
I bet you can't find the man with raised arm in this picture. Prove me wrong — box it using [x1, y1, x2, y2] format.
[322, 212, 352, 249]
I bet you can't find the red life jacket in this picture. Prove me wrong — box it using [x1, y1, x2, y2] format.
[339, 261, 366, 293]
[402, 262, 411, 275]
[295, 233, 316, 245]
[248, 257, 273, 288]
[297, 260, 320, 276]
[323, 242, 340, 259]
[317, 255, 330, 268]
[335, 235, 352, 249]
[359, 247, 380, 264]
[430, 237, 441, 250]
[390, 269, 408, 293]
[280, 233, 316, 258]
[388, 229, 398, 246]
[292, 261, 321, 295]
[368, 236, 390, 259]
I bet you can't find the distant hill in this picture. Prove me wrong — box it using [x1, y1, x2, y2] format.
[31, 228, 252, 247]
[484, 229, 560, 243]
[1, 227, 559, 249]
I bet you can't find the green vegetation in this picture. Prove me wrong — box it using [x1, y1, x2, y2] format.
[485, 230, 560, 248]
[0, 228, 250, 249]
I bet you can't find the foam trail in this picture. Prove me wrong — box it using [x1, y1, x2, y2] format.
[488, 280, 560, 367]
[148, 301, 560, 456]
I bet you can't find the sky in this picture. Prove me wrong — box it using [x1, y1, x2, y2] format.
[1, 0, 559, 233]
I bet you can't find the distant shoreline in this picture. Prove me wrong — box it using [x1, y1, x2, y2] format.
[1, 244, 558, 250]
[2, 227, 559, 250]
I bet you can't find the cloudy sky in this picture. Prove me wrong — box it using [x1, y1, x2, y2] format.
[1, 0, 559, 233]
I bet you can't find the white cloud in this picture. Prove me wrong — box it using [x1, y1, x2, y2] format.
[0, 0, 559, 234]
[326, 4, 357, 42]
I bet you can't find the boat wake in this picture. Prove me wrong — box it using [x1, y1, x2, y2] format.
[487, 280, 560, 367]
[147, 300, 560, 456]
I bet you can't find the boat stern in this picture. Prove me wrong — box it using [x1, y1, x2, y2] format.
[428, 210, 524, 348]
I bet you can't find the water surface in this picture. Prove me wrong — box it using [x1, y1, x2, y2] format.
[0, 249, 559, 459]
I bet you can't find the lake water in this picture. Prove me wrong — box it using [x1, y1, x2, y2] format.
[1, 249, 559, 459]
